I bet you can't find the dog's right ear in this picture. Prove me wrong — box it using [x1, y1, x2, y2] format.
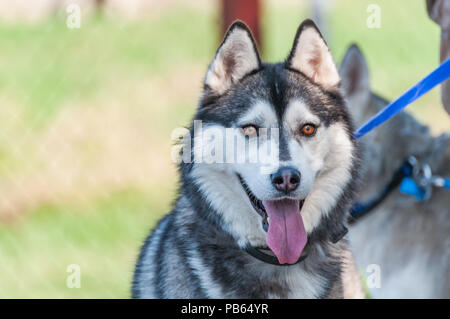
[339, 44, 370, 99]
[204, 21, 261, 95]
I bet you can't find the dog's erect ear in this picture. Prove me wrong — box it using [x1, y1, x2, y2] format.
[426, 0, 447, 25]
[339, 44, 370, 99]
[339, 44, 371, 124]
[286, 19, 339, 89]
[204, 21, 261, 95]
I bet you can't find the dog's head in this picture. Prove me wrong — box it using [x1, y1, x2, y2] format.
[182, 20, 357, 264]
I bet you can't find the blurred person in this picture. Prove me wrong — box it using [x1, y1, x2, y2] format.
[426, 0, 450, 115]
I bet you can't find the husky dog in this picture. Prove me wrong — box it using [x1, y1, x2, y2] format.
[340, 45, 450, 298]
[133, 20, 364, 299]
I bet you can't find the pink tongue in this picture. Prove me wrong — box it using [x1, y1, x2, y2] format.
[262, 199, 307, 264]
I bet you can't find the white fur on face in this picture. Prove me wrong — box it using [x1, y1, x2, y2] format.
[234, 101, 282, 200]
[190, 98, 354, 243]
[299, 123, 354, 232]
[283, 100, 354, 233]
[192, 101, 283, 202]
[289, 27, 340, 89]
[238, 100, 278, 127]
[284, 99, 321, 132]
[191, 165, 267, 247]
[190, 101, 279, 246]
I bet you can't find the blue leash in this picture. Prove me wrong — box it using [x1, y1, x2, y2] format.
[354, 58, 450, 139]
[350, 59, 450, 221]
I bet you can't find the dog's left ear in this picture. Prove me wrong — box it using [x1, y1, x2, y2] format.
[286, 20, 340, 89]
[204, 21, 261, 95]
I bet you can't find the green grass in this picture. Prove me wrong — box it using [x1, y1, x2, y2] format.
[263, 0, 446, 130]
[0, 1, 448, 298]
[0, 188, 171, 298]
[329, 0, 440, 99]
[0, 6, 216, 126]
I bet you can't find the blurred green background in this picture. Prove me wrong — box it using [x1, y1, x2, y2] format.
[0, 0, 448, 298]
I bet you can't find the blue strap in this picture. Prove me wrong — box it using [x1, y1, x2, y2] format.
[400, 177, 450, 200]
[400, 177, 426, 200]
[354, 58, 450, 139]
[445, 178, 450, 189]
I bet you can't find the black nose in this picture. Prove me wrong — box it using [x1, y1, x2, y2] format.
[271, 167, 301, 193]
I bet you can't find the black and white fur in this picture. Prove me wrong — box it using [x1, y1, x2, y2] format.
[132, 20, 363, 299]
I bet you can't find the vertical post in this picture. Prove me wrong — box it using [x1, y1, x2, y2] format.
[311, 0, 330, 43]
[95, 0, 105, 10]
[426, 0, 450, 114]
[221, 0, 262, 48]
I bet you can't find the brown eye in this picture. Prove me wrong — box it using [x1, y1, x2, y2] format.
[242, 125, 258, 137]
[301, 124, 316, 136]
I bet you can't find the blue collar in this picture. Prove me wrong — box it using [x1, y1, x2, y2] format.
[349, 160, 411, 223]
[350, 156, 450, 223]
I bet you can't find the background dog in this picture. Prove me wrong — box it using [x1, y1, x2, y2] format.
[340, 45, 450, 298]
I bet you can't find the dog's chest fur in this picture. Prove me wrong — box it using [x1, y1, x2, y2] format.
[133, 195, 349, 299]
